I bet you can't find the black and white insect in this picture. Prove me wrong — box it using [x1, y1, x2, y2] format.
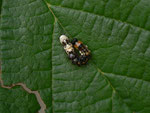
[60, 35, 80, 65]
[60, 35, 91, 66]
[60, 35, 76, 60]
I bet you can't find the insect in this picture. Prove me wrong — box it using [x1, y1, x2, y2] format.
[60, 35, 76, 60]
[59, 35, 80, 65]
[71, 38, 91, 65]
[60, 35, 91, 66]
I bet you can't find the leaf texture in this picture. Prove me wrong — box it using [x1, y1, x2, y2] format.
[1, 0, 150, 113]
[0, 87, 40, 113]
[1, 0, 54, 112]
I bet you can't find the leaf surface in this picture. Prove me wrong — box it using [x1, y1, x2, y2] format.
[1, 0, 150, 113]
[0, 86, 40, 113]
[0, 0, 54, 112]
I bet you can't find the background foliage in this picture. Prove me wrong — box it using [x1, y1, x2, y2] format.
[1, 0, 150, 113]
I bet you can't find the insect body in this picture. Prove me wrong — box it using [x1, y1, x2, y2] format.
[60, 35, 76, 60]
[71, 38, 91, 65]
[60, 35, 81, 65]
[71, 38, 90, 56]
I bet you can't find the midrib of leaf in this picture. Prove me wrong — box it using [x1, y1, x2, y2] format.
[43, 1, 136, 112]
[51, 17, 56, 113]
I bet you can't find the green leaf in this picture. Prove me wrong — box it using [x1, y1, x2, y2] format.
[0, 86, 40, 113]
[1, 0, 54, 112]
[1, 0, 150, 113]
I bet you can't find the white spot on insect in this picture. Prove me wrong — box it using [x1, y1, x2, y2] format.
[64, 44, 74, 53]
[75, 42, 80, 47]
[59, 35, 68, 44]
